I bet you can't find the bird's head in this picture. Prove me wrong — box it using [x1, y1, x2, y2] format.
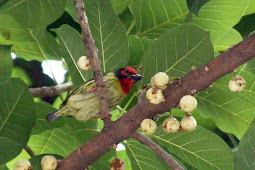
[114, 67, 142, 94]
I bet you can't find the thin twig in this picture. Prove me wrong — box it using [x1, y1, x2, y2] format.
[24, 145, 35, 157]
[57, 22, 255, 170]
[73, 0, 111, 125]
[29, 82, 73, 97]
[132, 132, 184, 170]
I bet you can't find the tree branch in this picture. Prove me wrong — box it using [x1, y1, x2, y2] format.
[132, 132, 184, 170]
[73, 0, 111, 125]
[29, 82, 73, 97]
[57, 34, 255, 169]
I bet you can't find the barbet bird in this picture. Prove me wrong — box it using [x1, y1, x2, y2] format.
[46, 67, 142, 122]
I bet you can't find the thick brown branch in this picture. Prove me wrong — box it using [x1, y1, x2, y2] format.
[73, 0, 111, 124]
[57, 33, 255, 169]
[29, 82, 73, 97]
[132, 132, 184, 170]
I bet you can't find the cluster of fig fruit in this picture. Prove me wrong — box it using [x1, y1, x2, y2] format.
[14, 155, 57, 170]
[141, 72, 198, 135]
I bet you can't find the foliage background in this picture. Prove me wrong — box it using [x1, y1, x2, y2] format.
[1, 0, 255, 169]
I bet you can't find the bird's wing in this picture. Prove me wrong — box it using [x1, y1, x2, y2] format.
[61, 79, 96, 105]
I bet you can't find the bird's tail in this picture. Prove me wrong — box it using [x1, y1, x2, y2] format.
[46, 106, 66, 121]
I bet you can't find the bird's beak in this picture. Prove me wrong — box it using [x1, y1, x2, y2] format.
[129, 74, 142, 81]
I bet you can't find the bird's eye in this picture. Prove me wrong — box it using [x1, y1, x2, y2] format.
[125, 70, 129, 73]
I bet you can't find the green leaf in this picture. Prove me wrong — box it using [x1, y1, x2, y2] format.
[110, 0, 130, 15]
[128, 35, 154, 68]
[0, 164, 8, 170]
[0, 45, 12, 83]
[31, 102, 63, 135]
[243, 0, 255, 16]
[12, 28, 60, 61]
[0, 78, 36, 164]
[125, 139, 169, 170]
[190, 0, 247, 51]
[234, 119, 255, 169]
[212, 28, 242, 52]
[65, 0, 78, 23]
[130, 0, 247, 52]
[27, 102, 98, 157]
[186, 0, 210, 15]
[6, 149, 30, 169]
[84, 0, 128, 72]
[89, 151, 115, 170]
[116, 148, 132, 170]
[139, 24, 214, 87]
[0, 0, 66, 28]
[67, 0, 129, 72]
[234, 13, 255, 39]
[54, 24, 92, 88]
[29, 154, 63, 170]
[0, 0, 9, 8]
[197, 64, 255, 139]
[11, 67, 32, 86]
[0, 15, 31, 45]
[153, 126, 233, 170]
[130, 0, 188, 38]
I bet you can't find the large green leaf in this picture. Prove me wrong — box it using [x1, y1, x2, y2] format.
[67, 0, 129, 72]
[153, 126, 233, 170]
[186, 0, 210, 16]
[197, 64, 255, 139]
[128, 35, 154, 68]
[54, 24, 92, 88]
[0, 0, 66, 28]
[212, 28, 242, 52]
[130, 0, 247, 52]
[0, 15, 31, 45]
[125, 139, 169, 170]
[0, 45, 12, 83]
[0, 78, 36, 164]
[234, 119, 255, 169]
[12, 28, 60, 61]
[243, 0, 255, 16]
[84, 0, 128, 72]
[0, 164, 8, 170]
[27, 102, 98, 157]
[139, 24, 214, 87]
[130, 0, 188, 38]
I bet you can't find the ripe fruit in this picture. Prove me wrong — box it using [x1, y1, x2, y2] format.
[140, 119, 157, 135]
[150, 72, 169, 90]
[77, 56, 91, 70]
[146, 88, 165, 104]
[13, 159, 32, 170]
[110, 158, 126, 170]
[180, 115, 197, 131]
[228, 76, 246, 92]
[41, 155, 57, 170]
[162, 117, 180, 133]
[179, 95, 197, 112]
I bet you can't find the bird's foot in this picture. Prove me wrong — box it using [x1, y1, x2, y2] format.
[93, 114, 112, 120]
[87, 87, 98, 93]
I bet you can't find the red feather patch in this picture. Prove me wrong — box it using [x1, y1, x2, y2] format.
[119, 78, 135, 94]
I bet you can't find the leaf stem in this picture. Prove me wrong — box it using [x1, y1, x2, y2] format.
[24, 145, 35, 157]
